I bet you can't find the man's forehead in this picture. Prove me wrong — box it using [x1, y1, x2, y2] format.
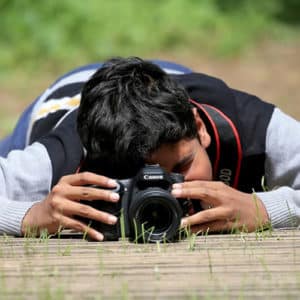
[146, 139, 197, 170]
[146, 143, 177, 164]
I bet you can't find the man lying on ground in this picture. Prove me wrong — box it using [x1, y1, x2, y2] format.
[0, 57, 299, 240]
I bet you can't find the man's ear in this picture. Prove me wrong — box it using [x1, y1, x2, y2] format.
[192, 107, 211, 149]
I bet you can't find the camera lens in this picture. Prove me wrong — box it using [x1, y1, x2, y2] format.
[129, 188, 183, 242]
[138, 199, 173, 233]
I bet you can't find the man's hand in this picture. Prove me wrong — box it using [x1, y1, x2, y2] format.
[172, 181, 270, 234]
[21, 172, 120, 241]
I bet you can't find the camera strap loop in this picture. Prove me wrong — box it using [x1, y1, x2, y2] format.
[189, 99, 242, 189]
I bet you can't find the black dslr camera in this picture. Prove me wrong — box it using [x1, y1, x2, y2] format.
[80, 165, 191, 242]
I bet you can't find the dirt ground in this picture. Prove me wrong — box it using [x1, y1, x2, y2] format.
[0, 40, 299, 138]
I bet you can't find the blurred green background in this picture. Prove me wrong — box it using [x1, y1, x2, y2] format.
[0, 0, 299, 137]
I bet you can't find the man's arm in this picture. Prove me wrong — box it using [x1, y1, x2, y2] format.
[22, 172, 119, 241]
[256, 108, 300, 228]
[0, 142, 120, 240]
[0, 142, 52, 235]
[172, 180, 269, 233]
[171, 108, 300, 233]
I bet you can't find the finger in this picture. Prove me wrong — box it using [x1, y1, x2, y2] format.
[55, 185, 120, 202]
[173, 180, 220, 190]
[59, 172, 117, 188]
[172, 186, 220, 206]
[56, 214, 105, 241]
[181, 207, 230, 227]
[51, 197, 118, 225]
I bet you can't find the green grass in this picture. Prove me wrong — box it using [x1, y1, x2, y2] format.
[1, 0, 299, 76]
[1, 1, 299, 137]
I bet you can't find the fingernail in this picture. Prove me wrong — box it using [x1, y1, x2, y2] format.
[172, 189, 181, 197]
[107, 179, 117, 187]
[95, 232, 104, 241]
[110, 193, 120, 202]
[181, 218, 188, 228]
[108, 215, 118, 225]
[173, 183, 182, 189]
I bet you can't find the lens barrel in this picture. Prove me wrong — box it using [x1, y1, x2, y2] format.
[128, 188, 183, 242]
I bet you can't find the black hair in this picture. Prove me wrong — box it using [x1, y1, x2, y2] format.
[77, 57, 197, 178]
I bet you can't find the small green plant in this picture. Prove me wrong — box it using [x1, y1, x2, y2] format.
[178, 226, 186, 242]
[56, 225, 64, 239]
[121, 282, 129, 300]
[132, 219, 156, 244]
[38, 229, 51, 242]
[38, 228, 54, 257]
[230, 214, 242, 235]
[141, 223, 146, 244]
[154, 265, 161, 281]
[82, 221, 92, 241]
[188, 232, 197, 251]
[204, 227, 210, 243]
[58, 245, 72, 256]
[119, 209, 126, 242]
[38, 283, 65, 300]
[23, 230, 38, 256]
[156, 241, 161, 253]
[23, 225, 39, 239]
[261, 176, 268, 192]
[258, 256, 272, 280]
[132, 218, 138, 244]
[183, 225, 201, 251]
[207, 248, 213, 277]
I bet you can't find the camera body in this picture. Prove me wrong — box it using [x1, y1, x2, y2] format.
[80, 165, 191, 242]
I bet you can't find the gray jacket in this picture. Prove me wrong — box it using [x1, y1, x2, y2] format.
[0, 108, 299, 235]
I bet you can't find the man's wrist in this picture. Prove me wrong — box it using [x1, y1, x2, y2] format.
[21, 201, 41, 236]
[0, 200, 36, 236]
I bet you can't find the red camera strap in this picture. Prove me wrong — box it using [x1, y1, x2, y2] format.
[189, 99, 242, 188]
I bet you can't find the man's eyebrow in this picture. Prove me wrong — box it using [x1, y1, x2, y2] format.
[173, 152, 195, 170]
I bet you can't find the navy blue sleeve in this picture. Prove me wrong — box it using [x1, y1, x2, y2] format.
[38, 109, 84, 187]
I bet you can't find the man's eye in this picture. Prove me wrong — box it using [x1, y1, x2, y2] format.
[173, 161, 192, 174]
